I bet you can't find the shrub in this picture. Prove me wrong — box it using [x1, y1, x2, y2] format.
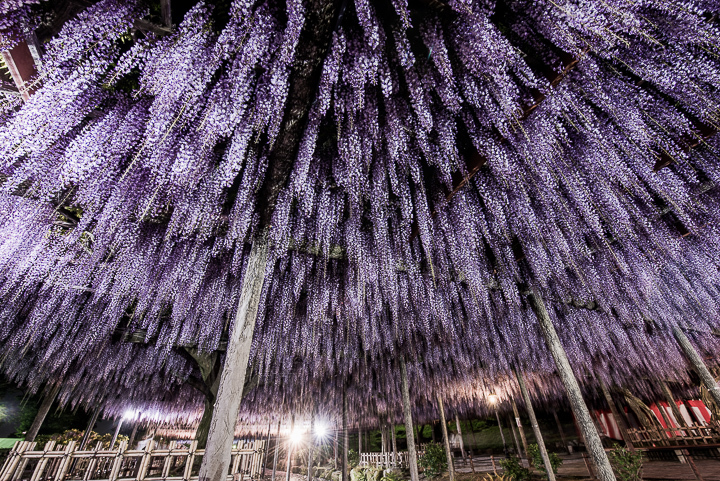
[527, 444, 562, 479]
[608, 444, 643, 481]
[380, 469, 403, 481]
[498, 456, 530, 481]
[348, 449, 360, 468]
[418, 442, 447, 479]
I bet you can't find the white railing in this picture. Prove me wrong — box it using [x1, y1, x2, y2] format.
[0, 439, 265, 481]
[359, 452, 415, 469]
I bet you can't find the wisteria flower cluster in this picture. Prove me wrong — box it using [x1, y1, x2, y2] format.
[0, 0, 719, 428]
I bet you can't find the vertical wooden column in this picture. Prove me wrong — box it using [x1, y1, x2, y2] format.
[342, 392, 349, 481]
[516, 370, 556, 481]
[391, 422, 397, 466]
[511, 398, 529, 463]
[79, 404, 102, 450]
[660, 381, 689, 428]
[552, 410, 570, 454]
[673, 326, 720, 408]
[454, 415, 467, 463]
[1, 40, 37, 100]
[358, 429, 362, 455]
[24, 383, 60, 442]
[528, 291, 616, 481]
[399, 358, 420, 481]
[110, 418, 124, 449]
[494, 410, 507, 454]
[599, 380, 635, 450]
[285, 415, 295, 481]
[199, 236, 269, 481]
[436, 394, 455, 481]
[508, 415, 523, 459]
[271, 419, 282, 481]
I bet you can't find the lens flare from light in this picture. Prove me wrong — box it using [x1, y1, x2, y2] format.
[314, 422, 328, 440]
[488, 394, 499, 405]
[290, 430, 304, 444]
[123, 409, 137, 420]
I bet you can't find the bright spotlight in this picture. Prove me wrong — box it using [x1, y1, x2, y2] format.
[290, 430, 304, 444]
[488, 394, 499, 405]
[314, 422, 328, 440]
[123, 409, 137, 420]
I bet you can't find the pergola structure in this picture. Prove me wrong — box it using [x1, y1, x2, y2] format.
[1, 1, 720, 481]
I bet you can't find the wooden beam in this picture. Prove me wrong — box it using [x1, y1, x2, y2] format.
[528, 290, 617, 481]
[160, 0, 172, 27]
[516, 369, 556, 481]
[24, 383, 61, 442]
[673, 326, 720, 409]
[510, 397, 529, 465]
[399, 358, 420, 481]
[436, 395, 455, 481]
[198, 235, 269, 481]
[599, 379, 635, 451]
[1, 40, 37, 100]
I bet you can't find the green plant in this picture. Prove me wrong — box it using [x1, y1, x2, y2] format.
[348, 449, 360, 468]
[380, 470, 403, 481]
[608, 444, 643, 481]
[498, 456, 530, 481]
[418, 442, 447, 479]
[527, 444, 562, 479]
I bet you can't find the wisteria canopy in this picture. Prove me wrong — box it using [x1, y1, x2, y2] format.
[1, 0, 720, 432]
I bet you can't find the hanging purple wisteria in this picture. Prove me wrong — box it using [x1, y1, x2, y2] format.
[0, 0, 719, 427]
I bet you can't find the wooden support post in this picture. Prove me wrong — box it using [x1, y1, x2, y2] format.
[516, 369, 556, 481]
[358, 429, 362, 455]
[79, 404, 102, 450]
[307, 410, 316, 481]
[160, 0, 172, 27]
[511, 397, 529, 465]
[198, 236, 268, 481]
[271, 420, 282, 481]
[128, 417, 141, 449]
[391, 422, 397, 466]
[509, 415, 522, 458]
[528, 291, 616, 481]
[454, 415, 466, 464]
[552, 410, 570, 454]
[495, 410, 507, 455]
[673, 326, 720, 411]
[1, 40, 37, 100]
[661, 381, 689, 428]
[682, 449, 706, 481]
[24, 383, 60, 442]
[342, 392, 349, 481]
[436, 394, 455, 481]
[263, 421, 273, 475]
[599, 380, 635, 451]
[399, 358, 420, 481]
[286, 415, 295, 481]
[110, 418, 123, 450]
[381, 423, 387, 453]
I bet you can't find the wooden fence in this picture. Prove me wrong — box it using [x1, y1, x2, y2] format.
[0, 439, 265, 481]
[359, 451, 414, 469]
[626, 423, 720, 449]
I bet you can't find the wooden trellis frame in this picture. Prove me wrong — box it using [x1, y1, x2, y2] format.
[626, 423, 720, 449]
[0, 439, 264, 481]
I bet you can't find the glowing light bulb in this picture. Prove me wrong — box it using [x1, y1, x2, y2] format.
[488, 394, 499, 405]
